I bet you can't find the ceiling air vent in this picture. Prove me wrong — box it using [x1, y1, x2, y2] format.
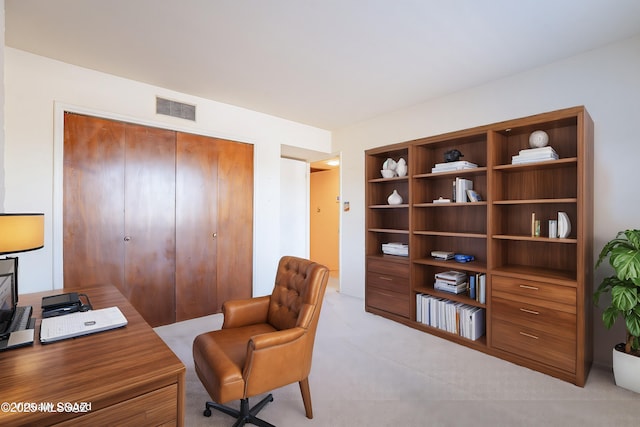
[156, 97, 196, 121]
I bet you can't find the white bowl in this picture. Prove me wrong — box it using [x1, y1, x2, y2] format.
[380, 169, 395, 178]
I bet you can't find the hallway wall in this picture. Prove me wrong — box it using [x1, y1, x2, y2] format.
[310, 168, 339, 272]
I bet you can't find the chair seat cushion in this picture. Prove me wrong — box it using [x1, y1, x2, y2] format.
[193, 323, 277, 404]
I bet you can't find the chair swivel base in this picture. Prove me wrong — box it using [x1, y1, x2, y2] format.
[203, 394, 275, 427]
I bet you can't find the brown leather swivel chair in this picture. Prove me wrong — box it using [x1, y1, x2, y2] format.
[193, 256, 330, 427]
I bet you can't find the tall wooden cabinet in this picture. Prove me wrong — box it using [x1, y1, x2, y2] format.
[365, 106, 593, 386]
[63, 113, 253, 327]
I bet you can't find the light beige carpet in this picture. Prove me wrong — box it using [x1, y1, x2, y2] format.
[155, 281, 638, 426]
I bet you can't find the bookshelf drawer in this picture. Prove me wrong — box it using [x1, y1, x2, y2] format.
[367, 271, 409, 293]
[367, 257, 410, 278]
[366, 287, 410, 318]
[492, 319, 576, 373]
[492, 296, 576, 340]
[492, 275, 576, 305]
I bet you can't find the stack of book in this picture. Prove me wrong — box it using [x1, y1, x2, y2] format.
[431, 160, 477, 173]
[511, 146, 558, 164]
[453, 177, 473, 202]
[468, 273, 487, 304]
[381, 242, 408, 257]
[415, 294, 485, 340]
[434, 270, 467, 294]
[458, 304, 485, 340]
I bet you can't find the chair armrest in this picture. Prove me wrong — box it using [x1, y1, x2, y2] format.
[249, 327, 305, 350]
[222, 295, 271, 329]
[243, 327, 310, 395]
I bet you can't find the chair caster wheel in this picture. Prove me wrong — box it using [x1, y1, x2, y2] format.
[203, 408, 212, 417]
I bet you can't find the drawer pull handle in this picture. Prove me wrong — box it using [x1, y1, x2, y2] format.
[378, 276, 393, 281]
[519, 284, 539, 291]
[519, 308, 540, 315]
[519, 331, 539, 339]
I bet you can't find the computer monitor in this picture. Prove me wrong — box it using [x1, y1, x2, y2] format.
[0, 257, 18, 326]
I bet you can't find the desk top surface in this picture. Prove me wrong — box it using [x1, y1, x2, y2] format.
[0, 284, 185, 425]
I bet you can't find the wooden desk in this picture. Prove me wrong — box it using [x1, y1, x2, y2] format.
[0, 285, 185, 426]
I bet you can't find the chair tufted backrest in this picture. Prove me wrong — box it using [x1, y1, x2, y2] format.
[267, 256, 328, 331]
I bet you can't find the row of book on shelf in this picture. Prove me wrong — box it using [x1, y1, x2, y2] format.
[416, 294, 485, 341]
[434, 270, 486, 303]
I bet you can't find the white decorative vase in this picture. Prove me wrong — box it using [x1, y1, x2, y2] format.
[612, 345, 640, 393]
[387, 190, 403, 205]
[557, 211, 571, 238]
[382, 158, 397, 171]
[396, 158, 407, 177]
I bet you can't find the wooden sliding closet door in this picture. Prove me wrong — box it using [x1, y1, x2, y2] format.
[175, 133, 219, 320]
[123, 124, 176, 327]
[65, 113, 253, 325]
[215, 138, 253, 305]
[64, 113, 126, 289]
[175, 133, 253, 321]
[64, 113, 176, 326]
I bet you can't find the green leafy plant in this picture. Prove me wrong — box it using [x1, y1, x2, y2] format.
[594, 229, 640, 356]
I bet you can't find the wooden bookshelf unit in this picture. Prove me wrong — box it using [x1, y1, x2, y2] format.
[365, 106, 593, 386]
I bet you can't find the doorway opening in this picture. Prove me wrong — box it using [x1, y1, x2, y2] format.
[309, 156, 340, 292]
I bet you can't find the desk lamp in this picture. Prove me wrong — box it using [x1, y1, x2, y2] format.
[0, 213, 44, 255]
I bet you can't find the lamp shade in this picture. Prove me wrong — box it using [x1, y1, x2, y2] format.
[0, 213, 45, 254]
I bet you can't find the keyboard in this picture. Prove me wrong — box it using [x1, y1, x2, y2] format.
[40, 307, 128, 344]
[8, 305, 33, 333]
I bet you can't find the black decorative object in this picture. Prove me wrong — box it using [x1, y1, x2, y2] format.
[444, 149, 463, 162]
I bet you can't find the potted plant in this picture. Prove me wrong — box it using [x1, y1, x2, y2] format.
[594, 229, 640, 393]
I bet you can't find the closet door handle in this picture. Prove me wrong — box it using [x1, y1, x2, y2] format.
[124, 236, 131, 242]
[212, 233, 217, 238]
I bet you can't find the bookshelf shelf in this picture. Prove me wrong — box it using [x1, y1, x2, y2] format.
[365, 106, 593, 387]
[368, 228, 409, 234]
[368, 176, 409, 183]
[368, 204, 409, 209]
[414, 201, 488, 208]
[413, 257, 487, 273]
[414, 322, 489, 347]
[413, 166, 488, 179]
[493, 198, 577, 205]
[493, 157, 578, 170]
[414, 285, 486, 308]
[413, 231, 486, 239]
[492, 234, 577, 243]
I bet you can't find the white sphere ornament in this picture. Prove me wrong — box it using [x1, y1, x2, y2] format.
[529, 130, 549, 148]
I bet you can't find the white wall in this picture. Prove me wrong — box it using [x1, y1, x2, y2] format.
[335, 34, 640, 367]
[3, 47, 331, 297]
[280, 157, 309, 259]
[0, 1, 5, 208]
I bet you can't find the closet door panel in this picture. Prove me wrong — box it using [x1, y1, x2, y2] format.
[175, 132, 218, 321]
[63, 113, 126, 289]
[124, 124, 177, 327]
[216, 139, 253, 304]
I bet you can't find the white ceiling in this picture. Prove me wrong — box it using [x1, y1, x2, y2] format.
[6, 0, 640, 130]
